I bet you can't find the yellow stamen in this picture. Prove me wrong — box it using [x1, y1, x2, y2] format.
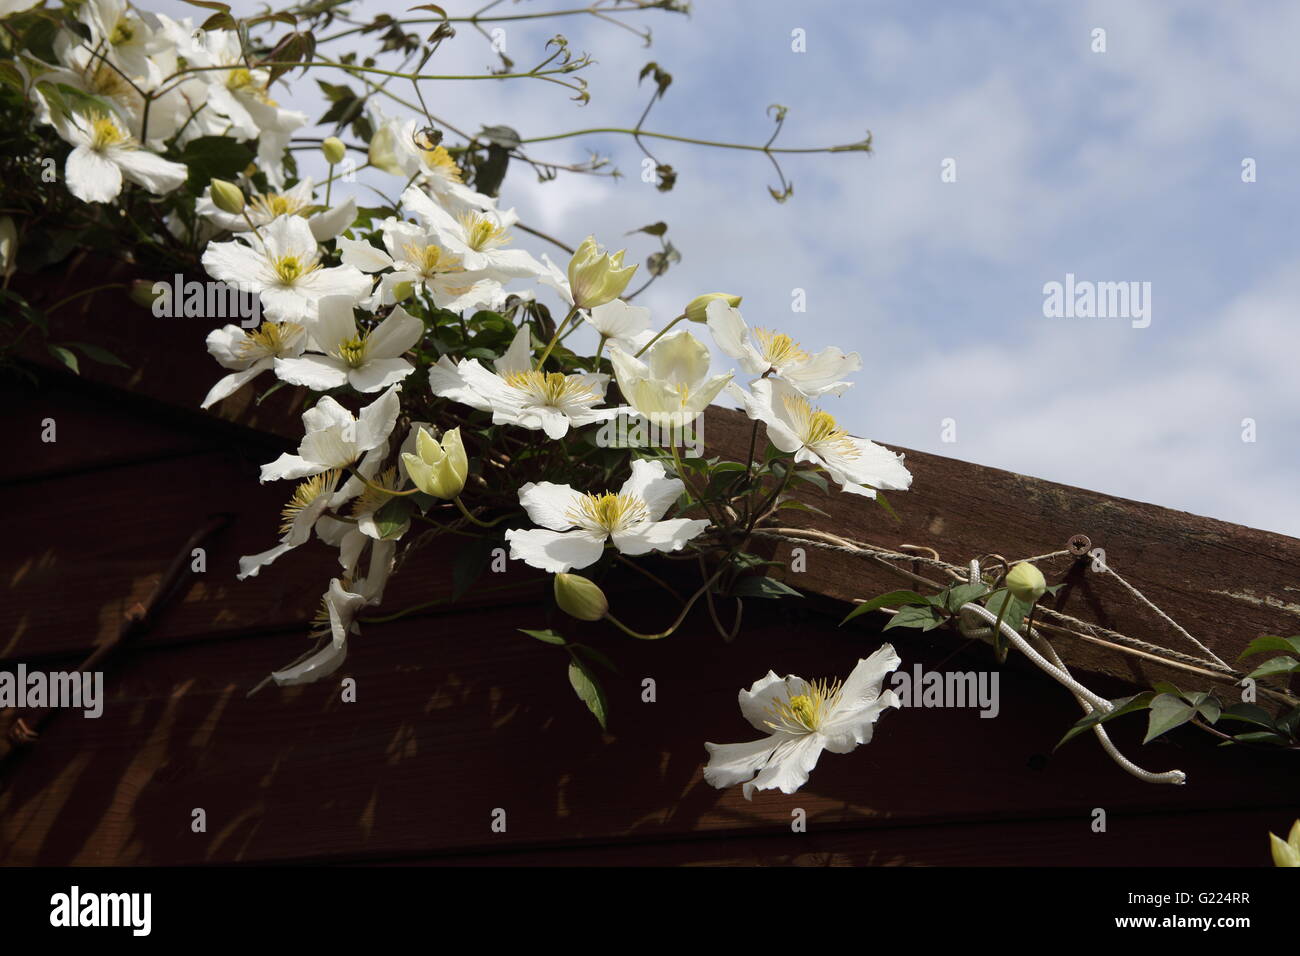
[502, 370, 594, 407]
[782, 394, 859, 459]
[250, 192, 309, 219]
[336, 335, 367, 368]
[273, 254, 316, 285]
[755, 328, 809, 368]
[88, 114, 126, 151]
[281, 469, 340, 534]
[226, 67, 254, 91]
[566, 492, 649, 534]
[353, 467, 402, 516]
[764, 677, 842, 734]
[418, 144, 463, 183]
[239, 321, 303, 358]
[402, 242, 463, 277]
[457, 212, 511, 251]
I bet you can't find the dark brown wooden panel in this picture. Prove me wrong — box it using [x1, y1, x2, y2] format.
[2, 599, 1293, 865]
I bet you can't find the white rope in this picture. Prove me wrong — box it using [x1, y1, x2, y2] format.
[958, 559, 1186, 786]
[1095, 556, 1231, 671]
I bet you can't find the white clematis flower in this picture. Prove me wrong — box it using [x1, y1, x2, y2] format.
[584, 298, 654, 353]
[395, 122, 496, 213]
[201, 321, 307, 409]
[505, 458, 709, 572]
[732, 378, 912, 498]
[431, 325, 618, 438]
[201, 214, 372, 323]
[704, 645, 902, 800]
[51, 108, 187, 204]
[706, 299, 861, 398]
[268, 542, 394, 687]
[274, 295, 423, 393]
[237, 468, 343, 580]
[181, 28, 308, 187]
[608, 329, 732, 428]
[196, 177, 356, 242]
[259, 384, 401, 482]
[338, 218, 501, 311]
[401, 185, 545, 279]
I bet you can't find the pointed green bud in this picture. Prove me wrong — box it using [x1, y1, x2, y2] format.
[322, 136, 346, 165]
[567, 236, 638, 310]
[129, 278, 163, 309]
[209, 178, 245, 216]
[400, 426, 468, 499]
[554, 573, 609, 622]
[1005, 562, 1047, 603]
[684, 292, 742, 324]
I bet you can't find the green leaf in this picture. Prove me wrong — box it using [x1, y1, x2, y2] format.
[570, 643, 619, 675]
[176, 135, 255, 192]
[883, 604, 943, 632]
[1144, 693, 1196, 743]
[794, 469, 829, 493]
[774, 498, 830, 518]
[1056, 692, 1155, 749]
[842, 590, 930, 625]
[1245, 656, 1300, 680]
[1238, 634, 1300, 660]
[48, 344, 79, 374]
[567, 658, 607, 730]
[451, 537, 496, 600]
[519, 628, 566, 646]
[732, 576, 801, 600]
[66, 341, 128, 368]
[942, 582, 990, 613]
[983, 589, 1031, 633]
[1228, 731, 1293, 747]
[1217, 702, 1277, 730]
[478, 124, 521, 149]
[372, 496, 412, 538]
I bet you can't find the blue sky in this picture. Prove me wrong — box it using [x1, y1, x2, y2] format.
[162, 0, 1300, 535]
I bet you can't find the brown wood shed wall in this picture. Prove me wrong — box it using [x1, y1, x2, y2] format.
[1, 283, 1297, 865]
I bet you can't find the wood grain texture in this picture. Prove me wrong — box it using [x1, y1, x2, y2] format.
[1, 595, 1294, 865]
[4, 279, 1298, 867]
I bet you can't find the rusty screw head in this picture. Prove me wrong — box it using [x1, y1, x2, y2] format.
[1067, 534, 1092, 557]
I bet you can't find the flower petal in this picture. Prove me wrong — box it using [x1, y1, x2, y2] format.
[743, 734, 825, 799]
[348, 357, 414, 393]
[505, 528, 605, 572]
[702, 735, 782, 791]
[611, 517, 709, 557]
[516, 480, 583, 531]
[274, 354, 350, 391]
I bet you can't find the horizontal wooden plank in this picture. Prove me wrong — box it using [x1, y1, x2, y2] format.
[706, 407, 1300, 700]
[16, 274, 1300, 701]
[3, 376, 210, 483]
[1, 600, 1292, 865]
[371, 805, 1293, 866]
[1, 446, 549, 663]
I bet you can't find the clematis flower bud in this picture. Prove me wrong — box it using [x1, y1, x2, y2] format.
[684, 292, 741, 324]
[567, 236, 637, 310]
[0, 216, 16, 279]
[209, 178, 245, 216]
[129, 279, 163, 309]
[1271, 820, 1300, 867]
[554, 573, 609, 622]
[1005, 562, 1047, 603]
[401, 426, 468, 499]
[390, 280, 414, 302]
[322, 137, 346, 165]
